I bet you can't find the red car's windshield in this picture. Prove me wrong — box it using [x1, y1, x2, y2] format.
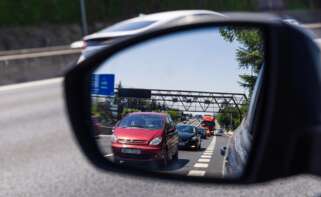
[118, 114, 164, 130]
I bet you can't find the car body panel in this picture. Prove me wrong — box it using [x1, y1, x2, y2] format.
[77, 10, 226, 62]
[114, 127, 163, 142]
[112, 112, 178, 162]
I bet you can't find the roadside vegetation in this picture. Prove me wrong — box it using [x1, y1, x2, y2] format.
[216, 27, 263, 129]
[0, 0, 319, 26]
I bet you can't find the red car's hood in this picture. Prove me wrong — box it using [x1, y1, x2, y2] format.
[114, 127, 163, 141]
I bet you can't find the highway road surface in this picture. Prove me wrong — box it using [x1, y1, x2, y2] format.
[98, 134, 228, 177]
[1, 78, 321, 197]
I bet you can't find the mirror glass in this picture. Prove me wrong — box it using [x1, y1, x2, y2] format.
[90, 25, 264, 179]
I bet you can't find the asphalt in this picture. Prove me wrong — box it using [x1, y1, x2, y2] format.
[1, 78, 321, 197]
[98, 134, 227, 177]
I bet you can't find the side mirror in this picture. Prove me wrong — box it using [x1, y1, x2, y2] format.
[220, 146, 227, 156]
[169, 125, 176, 133]
[64, 14, 321, 183]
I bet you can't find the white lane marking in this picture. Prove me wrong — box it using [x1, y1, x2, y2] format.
[104, 154, 113, 157]
[188, 170, 206, 176]
[194, 163, 209, 168]
[222, 160, 226, 178]
[198, 158, 210, 163]
[0, 77, 62, 92]
[207, 136, 216, 150]
[200, 155, 212, 158]
[187, 136, 217, 176]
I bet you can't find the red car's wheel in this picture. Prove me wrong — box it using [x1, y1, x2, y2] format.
[157, 149, 169, 168]
[172, 146, 179, 161]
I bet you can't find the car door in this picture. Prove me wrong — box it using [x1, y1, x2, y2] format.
[165, 115, 178, 156]
[194, 127, 201, 144]
[224, 67, 264, 177]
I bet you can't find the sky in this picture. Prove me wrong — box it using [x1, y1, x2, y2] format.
[94, 27, 253, 94]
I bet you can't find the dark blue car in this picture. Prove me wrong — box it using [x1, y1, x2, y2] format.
[176, 124, 201, 150]
[196, 127, 207, 139]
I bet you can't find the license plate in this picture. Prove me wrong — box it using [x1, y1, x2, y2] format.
[121, 148, 141, 154]
[179, 142, 185, 146]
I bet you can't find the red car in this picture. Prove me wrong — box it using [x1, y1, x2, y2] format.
[111, 112, 179, 167]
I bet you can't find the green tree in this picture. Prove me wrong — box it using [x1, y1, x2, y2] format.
[216, 102, 248, 130]
[217, 106, 241, 130]
[166, 110, 182, 122]
[121, 108, 140, 117]
[219, 27, 264, 97]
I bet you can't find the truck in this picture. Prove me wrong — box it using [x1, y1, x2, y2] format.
[201, 115, 216, 136]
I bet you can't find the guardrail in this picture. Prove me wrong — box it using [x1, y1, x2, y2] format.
[0, 22, 319, 86]
[0, 45, 73, 56]
[0, 47, 81, 86]
[303, 23, 321, 30]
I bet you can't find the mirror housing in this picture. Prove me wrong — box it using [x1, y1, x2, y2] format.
[64, 13, 321, 183]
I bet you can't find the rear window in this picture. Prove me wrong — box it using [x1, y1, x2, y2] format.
[100, 20, 156, 32]
[118, 114, 164, 130]
[176, 125, 194, 133]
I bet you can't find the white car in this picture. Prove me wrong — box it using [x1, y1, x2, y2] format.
[71, 10, 225, 62]
[214, 128, 225, 136]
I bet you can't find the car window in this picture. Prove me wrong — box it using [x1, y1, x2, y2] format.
[118, 114, 164, 130]
[176, 125, 194, 133]
[100, 20, 156, 32]
[167, 115, 174, 127]
[168, 115, 173, 123]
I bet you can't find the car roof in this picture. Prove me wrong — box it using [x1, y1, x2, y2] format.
[128, 112, 167, 116]
[84, 10, 225, 40]
[126, 10, 224, 21]
[177, 124, 195, 127]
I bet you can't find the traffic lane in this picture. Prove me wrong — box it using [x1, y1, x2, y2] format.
[0, 80, 62, 131]
[162, 137, 212, 175]
[97, 135, 223, 177]
[97, 135, 113, 156]
[109, 138, 212, 175]
[206, 135, 229, 177]
[1, 79, 321, 196]
[96, 119, 203, 156]
[0, 81, 66, 171]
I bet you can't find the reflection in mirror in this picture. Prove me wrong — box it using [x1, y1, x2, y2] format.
[90, 26, 264, 179]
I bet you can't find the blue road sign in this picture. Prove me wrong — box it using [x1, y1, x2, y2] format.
[91, 74, 115, 96]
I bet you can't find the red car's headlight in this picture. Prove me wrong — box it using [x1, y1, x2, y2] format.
[149, 137, 162, 145]
[111, 134, 117, 143]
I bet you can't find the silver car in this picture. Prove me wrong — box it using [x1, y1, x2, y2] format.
[71, 10, 225, 62]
